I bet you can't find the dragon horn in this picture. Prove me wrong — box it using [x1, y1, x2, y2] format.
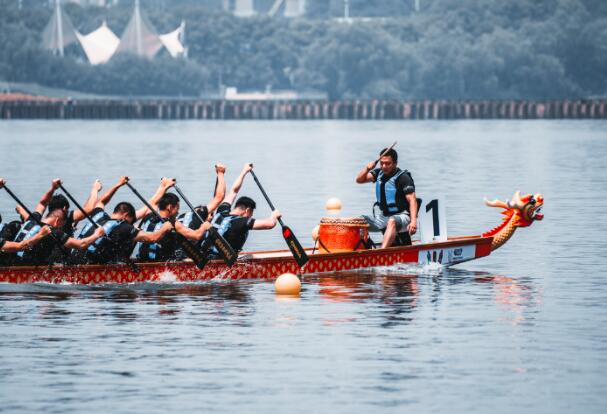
[484, 197, 509, 209]
[506, 191, 525, 209]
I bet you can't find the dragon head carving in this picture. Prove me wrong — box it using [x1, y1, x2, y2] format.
[483, 191, 544, 250]
[485, 191, 544, 227]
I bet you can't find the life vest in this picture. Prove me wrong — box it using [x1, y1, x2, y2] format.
[203, 213, 248, 254]
[76, 210, 110, 239]
[177, 211, 197, 230]
[86, 219, 123, 255]
[136, 215, 165, 260]
[375, 169, 410, 216]
[13, 220, 42, 258]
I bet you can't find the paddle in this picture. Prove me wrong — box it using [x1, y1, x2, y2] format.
[59, 184, 140, 272]
[125, 181, 209, 269]
[1, 183, 71, 259]
[249, 170, 309, 268]
[173, 184, 237, 266]
[374, 141, 397, 164]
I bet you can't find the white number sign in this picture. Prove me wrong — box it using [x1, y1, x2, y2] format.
[418, 195, 448, 243]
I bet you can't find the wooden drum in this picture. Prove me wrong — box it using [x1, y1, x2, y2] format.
[318, 217, 369, 253]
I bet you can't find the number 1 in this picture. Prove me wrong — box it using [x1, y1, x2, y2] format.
[426, 199, 440, 237]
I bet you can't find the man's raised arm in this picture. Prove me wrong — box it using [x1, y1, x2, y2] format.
[135, 177, 176, 220]
[32, 178, 62, 216]
[206, 164, 226, 214]
[356, 161, 377, 184]
[73, 179, 103, 223]
[225, 163, 252, 205]
[98, 176, 129, 208]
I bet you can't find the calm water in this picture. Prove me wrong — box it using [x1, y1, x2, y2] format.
[0, 120, 606, 413]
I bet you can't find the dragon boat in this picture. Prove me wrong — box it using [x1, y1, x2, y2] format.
[0, 192, 543, 285]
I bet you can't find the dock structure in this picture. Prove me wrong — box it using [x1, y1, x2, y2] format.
[1, 99, 605, 120]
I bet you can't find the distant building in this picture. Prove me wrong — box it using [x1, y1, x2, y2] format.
[225, 0, 306, 18]
[224, 86, 327, 101]
[63, 0, 118, 6]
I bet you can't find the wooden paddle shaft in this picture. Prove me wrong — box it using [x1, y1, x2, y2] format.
[249, 170, 285, 227]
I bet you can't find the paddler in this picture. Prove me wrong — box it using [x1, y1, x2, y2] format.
[198, 163, 281, 256]
[355, 147, 418, 248]
[71, 177, 182, 264]
[0, 178, 106, 266]
[135, 191, 212, 262]
[177, 163, 226, 232]
[172, 163, 226, 259]
[15, 178, 104, 237]
[1, 211, 52, 264]
[82, 201, 173, 264]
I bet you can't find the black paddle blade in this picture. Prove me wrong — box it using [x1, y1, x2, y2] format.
[207, 227, 238, 266]
[281, 225, 309, 267]
[175, 233, 208, 269]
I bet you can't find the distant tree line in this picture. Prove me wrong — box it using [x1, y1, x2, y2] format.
[0, 0, 606, 99]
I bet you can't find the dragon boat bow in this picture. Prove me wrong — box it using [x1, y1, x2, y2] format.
[0, 192, 543, 284]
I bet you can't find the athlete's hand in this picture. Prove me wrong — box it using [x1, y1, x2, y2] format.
[366, 161, 377, 171]
[118, 176, 129, 186]
[243, 163, 253, 173]
[93, 226, 106, 238]
[52, 178, 62, 189]
[201, 221, 212, 232]
[161, 177, 176, 188]
[93, 179, 102, 192]
[271, 209, 282, 221]
[39, 226, 52, 237]
[161, 221, 173, 233]
[215, 163, 226, 174]
[408, 220, 417, 235]
[0, 178, 5, 188]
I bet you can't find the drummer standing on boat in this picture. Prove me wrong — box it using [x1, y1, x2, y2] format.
[356, 147, 418, 248]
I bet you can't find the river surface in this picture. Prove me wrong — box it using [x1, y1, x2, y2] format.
[0, 120, 606, 413]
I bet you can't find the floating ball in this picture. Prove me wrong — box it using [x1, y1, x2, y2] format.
[312, 225, 320, 241]
[325, 197, 342, 211]
[275, 273, 301, 295]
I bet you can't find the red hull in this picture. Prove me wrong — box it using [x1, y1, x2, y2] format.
[0, 236, 493, 284]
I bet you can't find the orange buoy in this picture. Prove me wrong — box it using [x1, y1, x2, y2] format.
[275, 273, 301, 295]
[325, 197, 342, 212]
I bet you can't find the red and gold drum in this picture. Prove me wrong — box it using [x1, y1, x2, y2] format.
[317, 217, 369, 253]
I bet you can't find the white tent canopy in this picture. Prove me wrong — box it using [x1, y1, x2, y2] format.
[41, 0, 186, 65]
[76, 21, 120, 65]
[159, 22, 186, 58]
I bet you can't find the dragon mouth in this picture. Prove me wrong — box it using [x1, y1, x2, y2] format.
[532, 206, 544, 220]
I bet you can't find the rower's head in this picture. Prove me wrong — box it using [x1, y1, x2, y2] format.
[113, 202, 137, 224]
[233, 196, 256, 218]
[44, 208, 66, 228]
[379, 148, 398, 175]
[158, 193, 180, 218]
[43, 195, 70, 227]
[49, 194, 69, 214]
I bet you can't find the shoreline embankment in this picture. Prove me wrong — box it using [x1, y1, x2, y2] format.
[1, 99, 605, 120]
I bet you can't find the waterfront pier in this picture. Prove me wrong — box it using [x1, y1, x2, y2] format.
[1, 99, 605, 120]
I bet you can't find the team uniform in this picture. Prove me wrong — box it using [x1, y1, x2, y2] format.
[199, 202, 255, 256]
[172, 206, 209, 260]
[362, 167, 416, 234]
[84, 219, 139, 264]
[135, 213, 179, 262]
[70, 207, 111, 264]
[11, 212, 69, 266]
